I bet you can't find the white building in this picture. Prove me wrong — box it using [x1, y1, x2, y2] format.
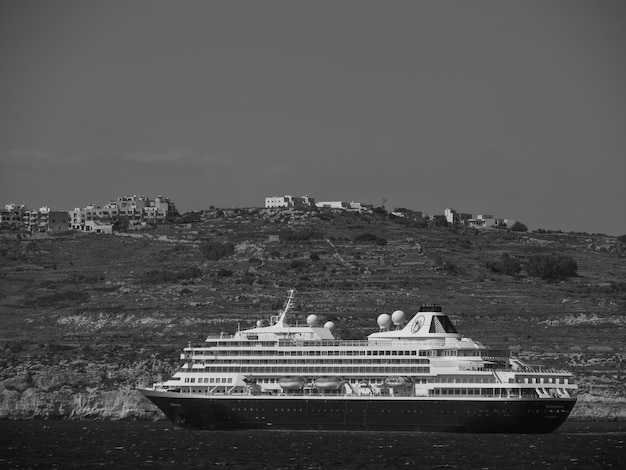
[265, 196, 291, 208]
[316, 201, 347, 210]
[265, 195, 316, 209]
[84, 220, 113, 234]
[445, 208, 473, 225]
[69, 194, 178, 231]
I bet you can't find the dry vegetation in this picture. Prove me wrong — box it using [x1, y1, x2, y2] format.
[1, 208, 625, 420]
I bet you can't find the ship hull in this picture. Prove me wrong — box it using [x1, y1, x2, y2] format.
[141, 390, 576, 433]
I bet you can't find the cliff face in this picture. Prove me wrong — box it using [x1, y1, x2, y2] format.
[571, 394, 626, 421]
[0, 388, 159, 420]
[0, 358, 174, 421]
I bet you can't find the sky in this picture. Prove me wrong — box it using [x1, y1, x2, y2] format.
[1, 0, 625, 235]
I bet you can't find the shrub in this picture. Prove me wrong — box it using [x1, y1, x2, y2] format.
[434, 255, 458, 274]
[288, 260, 307, 270]
[457, 237, 472, 249]
[237, 272, 256, 285]
[248, 257, 262, 266]
[442, 260, 458, 273]
[199, 240, 235, 261]
[431, 216, 449, 228]
[510, 221, 528, 232]
[486, 253, 521, 276]
[354, 233, 387, 245]
[353, 233, 378, 243]
[143, 266, 202, 284]
[525, 253, 578, 280]
[279, 229, 323, 241]
[216, 268, 233, 277]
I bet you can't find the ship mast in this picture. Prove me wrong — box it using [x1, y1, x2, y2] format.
[271, 289, 295, 327]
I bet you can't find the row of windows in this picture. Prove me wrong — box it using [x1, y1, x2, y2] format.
[191, 358, 430, 366]
[181, 374, 567, 386]
[186, 377, 419, 386]
[517, 377, 569, 384]
[185, 377, 233, 384]
[196, 366, 430, 374]
[436, 376, 496, 384]
[430, 388, 537, 397]
[191, 349, 425, 357]
[180, 377, 444, 386]
[181, 376, 511, 387]
[188, 348, 509, 358]
[226, 406, 476, 414]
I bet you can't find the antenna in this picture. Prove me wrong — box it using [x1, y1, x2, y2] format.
[271, 289, 296, 326]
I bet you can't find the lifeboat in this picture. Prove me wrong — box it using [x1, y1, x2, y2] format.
[384, 376, 412, 388]
[314, 377, 342, 390]
[278, 377, 305, 390]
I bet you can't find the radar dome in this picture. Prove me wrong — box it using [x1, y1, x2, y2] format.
[391, 310, 406, 326]
[377, 313, 392, 330]
[306, 314, 318, 327]
[256, 320, 264, 327]
[324, 321, 335, 330]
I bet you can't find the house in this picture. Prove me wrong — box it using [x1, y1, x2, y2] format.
[445, 208, 472, 225]
[84, 220, 113, 234]
[0, 204, 26, 226]
[316, 201, 347, 210]
[47, 211, 70, 232]
[265, 195, 316, 209]
[68, 194, 179, 231]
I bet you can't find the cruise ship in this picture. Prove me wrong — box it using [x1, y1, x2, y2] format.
[140, 290, 577, 433]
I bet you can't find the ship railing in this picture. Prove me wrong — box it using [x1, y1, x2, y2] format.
[204, 333, 235, 340]
[508, 367, 572, 375]
[202, 387, 564, 399]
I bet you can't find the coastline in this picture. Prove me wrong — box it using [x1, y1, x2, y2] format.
[1, 389, 624, 422]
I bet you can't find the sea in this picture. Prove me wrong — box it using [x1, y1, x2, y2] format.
[1, 420, 624, 470]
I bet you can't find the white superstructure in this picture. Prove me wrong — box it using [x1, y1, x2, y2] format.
[150, 290, 577, 401]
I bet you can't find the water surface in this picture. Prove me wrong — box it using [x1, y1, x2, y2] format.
[1, 420, 624, 469]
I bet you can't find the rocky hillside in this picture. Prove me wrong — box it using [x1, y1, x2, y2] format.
[1, 208, 625, 421]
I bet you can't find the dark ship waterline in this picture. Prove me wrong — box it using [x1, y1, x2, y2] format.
[140, 290, 577, 433]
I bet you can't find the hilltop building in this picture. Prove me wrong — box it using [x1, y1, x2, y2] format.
[315, 201, 348, 210]
[444, 208, 472, 225]
[468, 214, 502, 228]
[1, 204, 70, 232]
[264, 195, 372, 212]
[45, 210, 70, 232]
[1, 195, 178, 234]
[0, 204, 26, 226]
[70, 195, 178, 232]
[391, 208, 423, 219]
[265, 195, 316, 209]
[316, 201, 373, 213]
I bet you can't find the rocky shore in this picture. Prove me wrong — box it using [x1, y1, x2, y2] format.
[2, 379, 624, 422]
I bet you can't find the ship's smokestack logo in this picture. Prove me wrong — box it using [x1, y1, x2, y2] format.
[411, 315, 425, 333]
